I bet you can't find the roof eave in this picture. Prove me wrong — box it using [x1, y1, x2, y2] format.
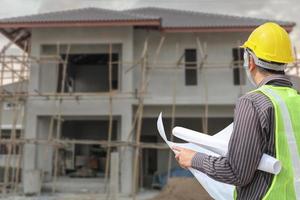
[0, 19, 161, 28]
[0, 19, 161, 52]
[161, 25, 295, 33]
[0, 28, 30, 52]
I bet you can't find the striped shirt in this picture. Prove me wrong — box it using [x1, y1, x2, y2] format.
[191, 75, 293, 200]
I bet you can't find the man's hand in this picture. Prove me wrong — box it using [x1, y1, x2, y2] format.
[172, 146, 197, 169]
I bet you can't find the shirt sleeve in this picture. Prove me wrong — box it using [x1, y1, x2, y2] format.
[191, 97, 264, 186]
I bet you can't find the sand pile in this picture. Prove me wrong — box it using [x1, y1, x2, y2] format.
[150, 177, 212, 200]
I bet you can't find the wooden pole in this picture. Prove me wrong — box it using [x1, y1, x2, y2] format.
[2, 53, 25, 193]
[202, 42, 209, 134]
[0, 52, 5, 194]
[132, 37, 149, 200]
[104, 44, 114, 192]
[3, 58, 23, 194]
[12, 42, 28, 193]
[0, 52, 5, 142]
[167, 42, 180, 181]
[52, 44, 71, 193]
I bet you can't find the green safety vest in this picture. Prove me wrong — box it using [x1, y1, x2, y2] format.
[234, 85, 300, 200]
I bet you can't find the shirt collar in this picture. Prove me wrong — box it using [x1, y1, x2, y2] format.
[257, 74, 292, 88]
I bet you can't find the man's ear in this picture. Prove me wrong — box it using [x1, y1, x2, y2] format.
[249, 56, 256, 72]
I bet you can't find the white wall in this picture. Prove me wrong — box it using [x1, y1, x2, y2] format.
[289, 75, 300, 92]
[36, 117, 53, 181]
[29, 27, 133, 94]
[133, 30, 254, 105]
[25, 26, 135, 195]
[24, 26, 263, 195]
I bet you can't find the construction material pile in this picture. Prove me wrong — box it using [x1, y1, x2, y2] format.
[150, 178, 212, 200]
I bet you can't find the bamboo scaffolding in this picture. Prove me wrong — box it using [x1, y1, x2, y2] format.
[201, 40, 209, 134]
[0, 31, 25, 55]
[0, 34, 298, 199]
[104, 43, 114, 194]
[52, 44, 71, 193]
[0, 52, 5, 142]
[1, 54, 300, 71]
[11, 43, 27, 194]
[0, 58, 27, 82]
[0, 43, 27, 195]
[2, 57, 16, 194]
[166, 42, 180, 181]
[132, 37, 149, 200]
[0, 138, 170, 148]
[0, 51, 5, 195]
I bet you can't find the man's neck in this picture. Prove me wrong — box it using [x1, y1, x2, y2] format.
[254, 72, 271, 86]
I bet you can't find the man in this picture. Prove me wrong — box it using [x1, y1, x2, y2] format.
[173, 22, 300, 199]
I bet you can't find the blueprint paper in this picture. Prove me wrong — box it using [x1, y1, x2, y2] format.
[157, 113, 234, 200]
[172, 125, 281, 175]
[157, 113, 284, 200]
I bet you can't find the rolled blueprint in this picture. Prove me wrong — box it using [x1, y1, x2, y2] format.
[172, 125, 281, 175]
[157, 113, 234, 200]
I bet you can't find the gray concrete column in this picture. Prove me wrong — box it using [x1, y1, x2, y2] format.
[119, 108, 133, 195]
[108, 152, 119, 200]
[23, 106, 38, 193]
[121, 27, 133, 93]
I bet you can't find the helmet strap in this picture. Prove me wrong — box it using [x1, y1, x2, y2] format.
[246, 49, 286, 71]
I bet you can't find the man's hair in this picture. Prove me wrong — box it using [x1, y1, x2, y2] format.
[247, 48, 286, 75]
[256, 65, 285, 75]
[256, 58, 286, 75]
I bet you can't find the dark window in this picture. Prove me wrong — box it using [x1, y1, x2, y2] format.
[0, 130, 21, 154]
[57, 54, 119, 93]
[185, 49, 197, 86]
[232, 48, 245, 85]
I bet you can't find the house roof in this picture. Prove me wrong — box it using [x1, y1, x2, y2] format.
[126, 7, 295, 30]
[0, 7, 295, 29]
[0, 7, 295, 51]
[0, 7, 160, 25]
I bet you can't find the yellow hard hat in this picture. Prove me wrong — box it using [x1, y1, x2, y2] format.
[241, 22, 295, 64]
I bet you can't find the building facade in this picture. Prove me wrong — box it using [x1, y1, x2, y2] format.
[0, 7, 297, 195]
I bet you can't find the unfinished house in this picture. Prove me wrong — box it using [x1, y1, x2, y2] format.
[0, 7, 299, 197]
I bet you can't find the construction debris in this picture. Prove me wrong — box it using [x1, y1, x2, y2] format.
[150, 178, 212, 200]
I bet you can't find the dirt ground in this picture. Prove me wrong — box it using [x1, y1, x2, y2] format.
[150, 178, 212, 200]
[0, 178, 212, 200]
[0, 192, 157, 200]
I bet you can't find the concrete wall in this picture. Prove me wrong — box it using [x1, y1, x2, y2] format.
[0, 81, 27, 128]
[61, 119, 118, 140]
[29, 27, 132, 94]
[24, 26, 265, 195]
[133, 30, 254, 105]
[25, 26, 135, 195]
[36, 117, 53, 181]
[289, 75, 300, 92]
[24, 98, 134, 194]
[0, 106, 23, 128]
[13, 24, 300, 195]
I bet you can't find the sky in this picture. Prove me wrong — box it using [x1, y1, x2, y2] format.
[0, 0, 299, 56]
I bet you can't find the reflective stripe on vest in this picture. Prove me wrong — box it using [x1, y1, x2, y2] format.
[257, 85, 300, 200]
